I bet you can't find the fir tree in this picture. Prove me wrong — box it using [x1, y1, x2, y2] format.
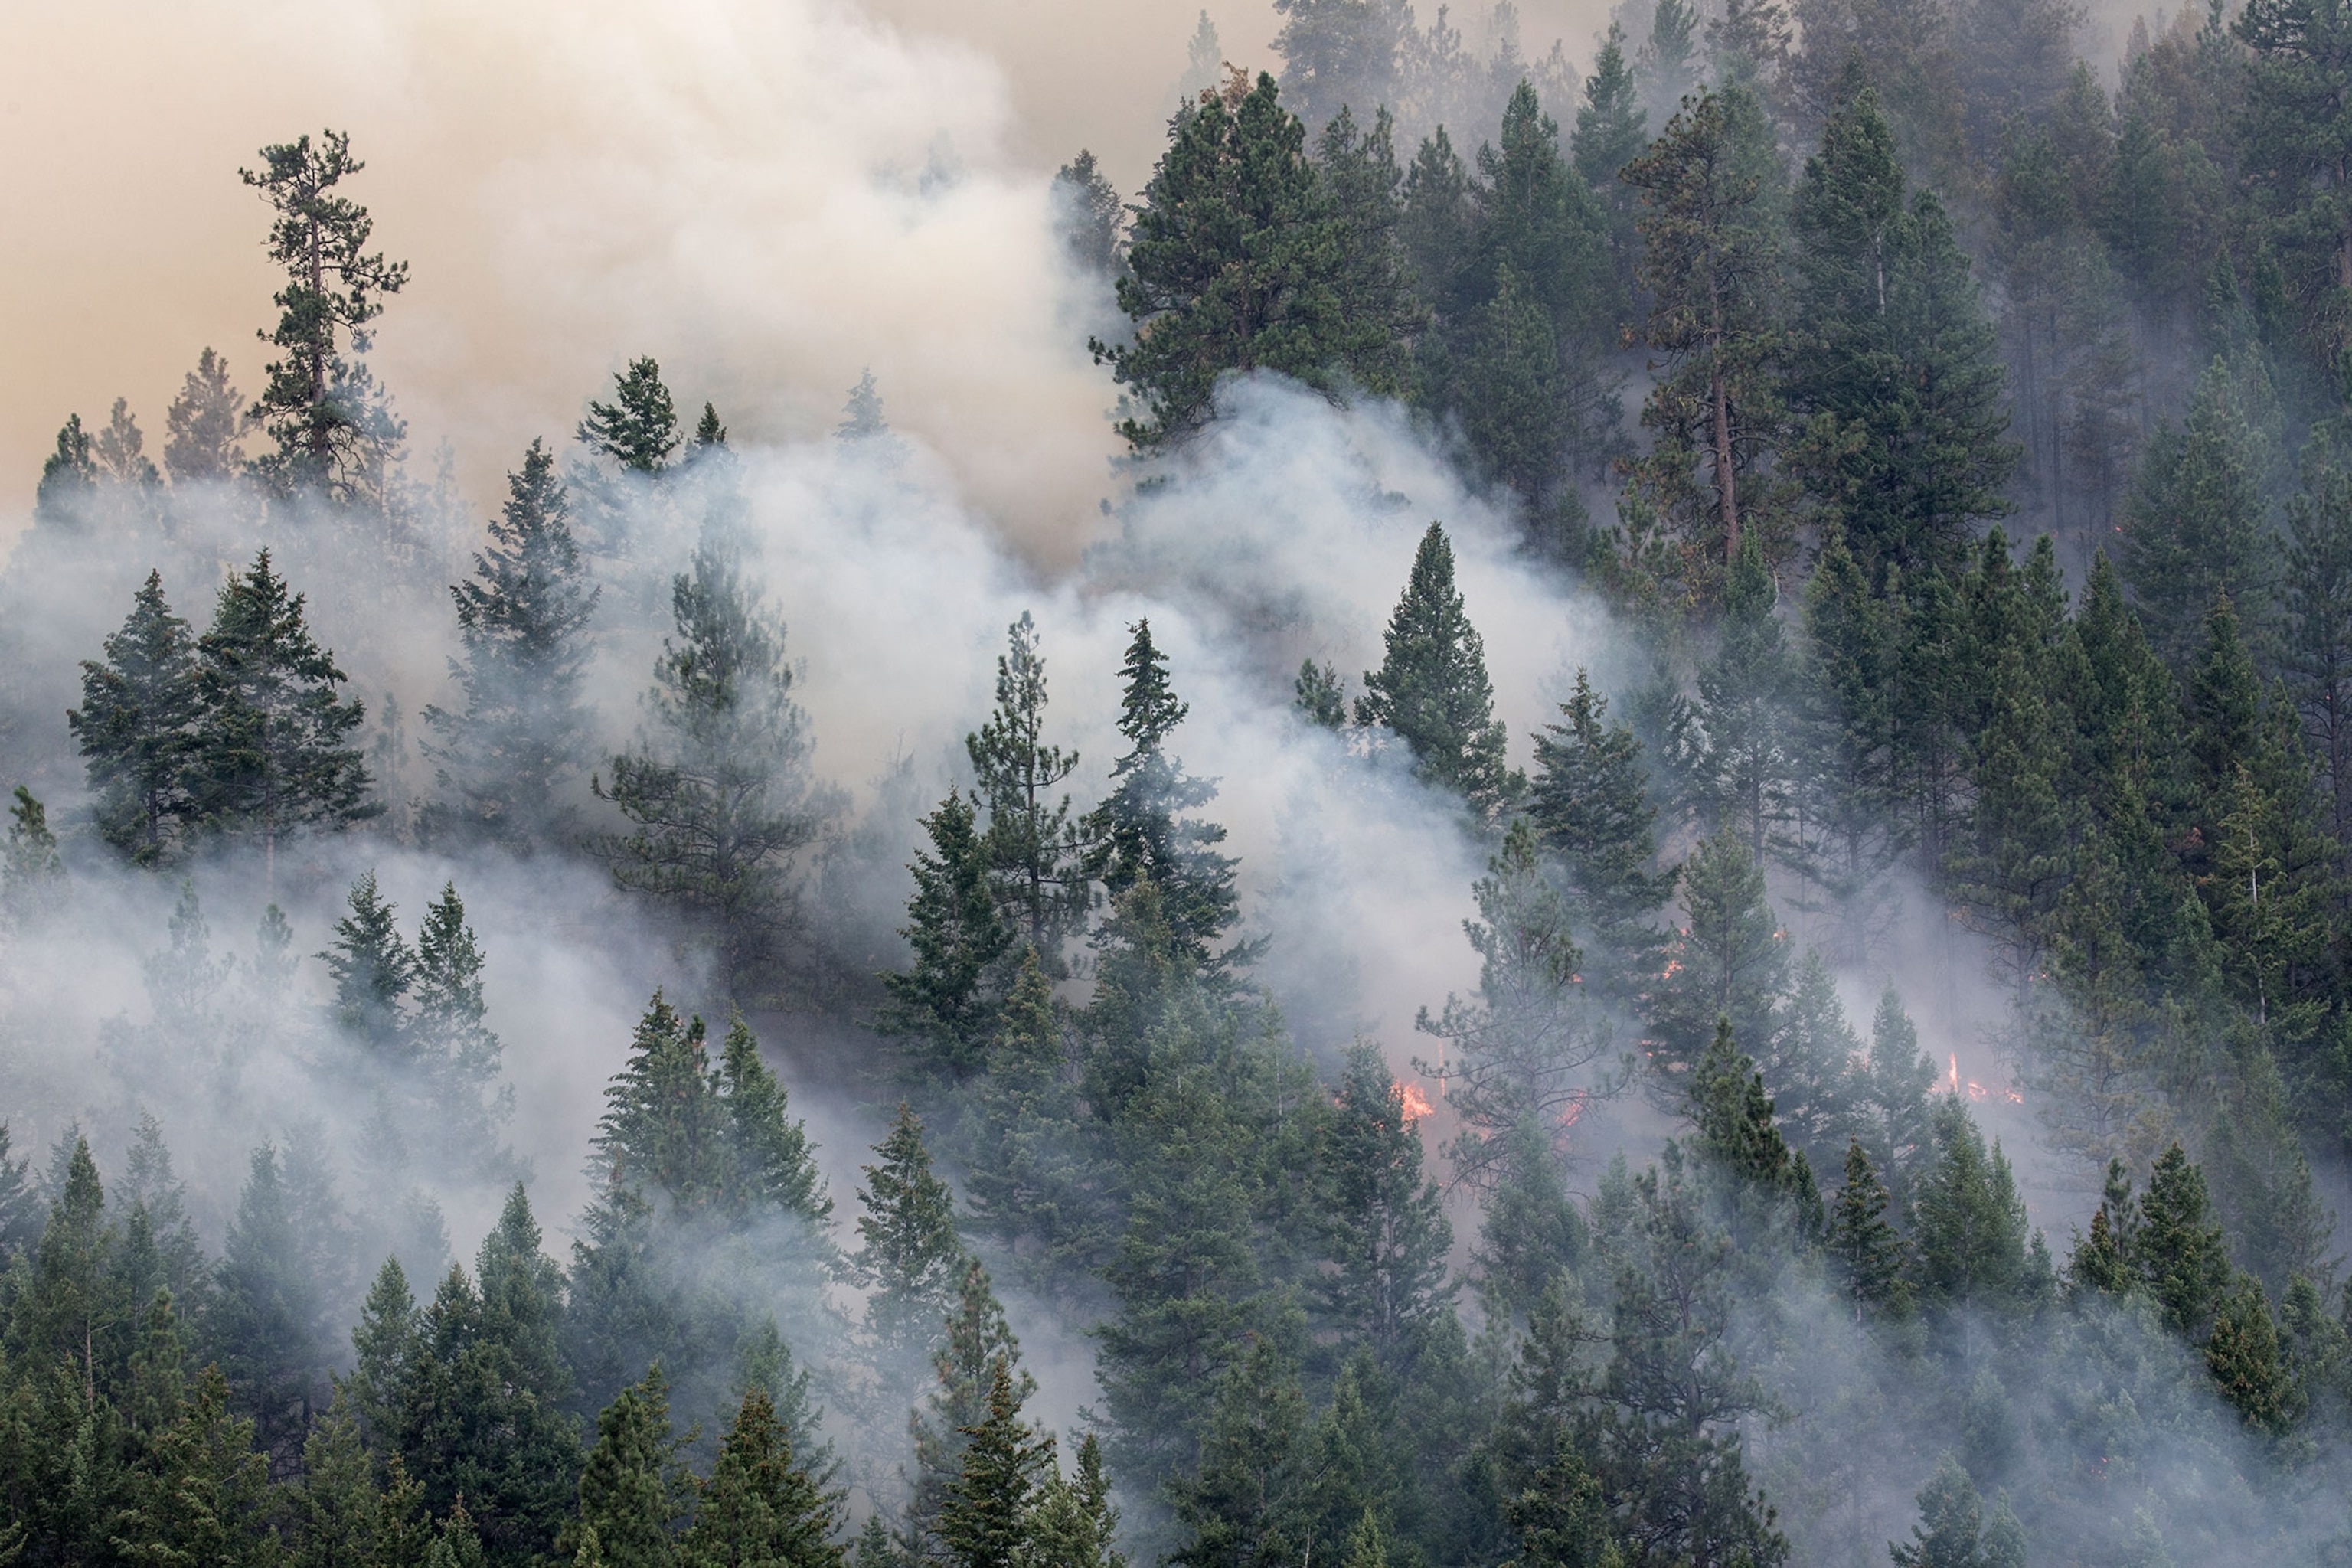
[1645, 833, 1787, 1095]
[1527, 669, 1675, 995]
[1054, 150, 1125, 277]
[1573, 23, 1648, 302]
[34, 412, 97, 528]
[1295, 659, 1350, 729]
[2132, 1142, 2233, 1338]
[1827, 1138, 1910, 1318]
[2118, 359, 2274, 671]
[2204, 1272, 2301, 1436]
[165, 347, 247, 484]
[567, 1368, 686, 1568]
[907, 1259, 1034, 1557]
[2283, 427, 2352, 850]
[881, 791, 1014, 1082]
[1085, 619, 1242, 971]
[187, 549, 376, 871]
[1911, 1099, 2034, 1318]
[579, 359, 682, 474]
[2235, 0, 2352, 378]
[594, 534, 835, 1001]
[1317, 1042, 1455, 1374]
[1890, 1453, 1997, 1568]
[851, 1103, 966, 1410]
[966, 612, 1086, 955]
[1690, 530, 1796, 862]
[424, 437, 602, 848]
[71, 570, 201, 863]
[680, 1386, 845, 1568]
[1355, 521, 1520, 812]
[939, 1360, 1055, 1568]
[1272, 0, 1409, 130]
[240, 130, 410, 505]
[1792, 524, 1905, 956]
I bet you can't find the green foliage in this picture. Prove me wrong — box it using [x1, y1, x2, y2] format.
[679, 1385, 845, 1568]
[1355, 521, 1521, 813]
[1096, 71, 1406, 449]
[2119, 360, 2274, 671]
[70, 570, 200, 863]
[240, 129, 409, 505]
[424, 437, 602, 848]
[566, 1367, 688, 1568]
[580, 358, 682, 474]
[1527, 670, 1674, 998]
[165, 346, 247, 483]
[881, 790, 1015, 1081]
[966, 612, 1087, 957]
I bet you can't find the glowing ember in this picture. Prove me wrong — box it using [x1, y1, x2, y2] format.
[1966, 1081, 1987, 1101]
[1397, 1083, 1435, 1122]
[1560, 1092, 1587, 1129]
[1948, 1053, 1961, 1093]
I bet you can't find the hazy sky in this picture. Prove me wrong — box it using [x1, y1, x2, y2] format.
[0, 0, 1611, 564]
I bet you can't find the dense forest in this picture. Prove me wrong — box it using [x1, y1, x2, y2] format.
[3, 0, 2352, 1564]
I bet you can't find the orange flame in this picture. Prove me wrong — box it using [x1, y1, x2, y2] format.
[1966, 1081, 1987, 1102]
[1396, 1083, 1435, 1123]
[1948, 1054, 1961, 1094]
[1560, 1092, 1587, 1129]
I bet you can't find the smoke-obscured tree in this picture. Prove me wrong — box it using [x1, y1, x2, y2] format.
[1315, 1043, 1454, 1376]
[424, 438, 601, 850]
[1054, 150, 1125, 279]
[2283, 426, 2352, 851]
[1827, 1138, 1910, 1318]
[240, 130, 410, 507]
[1689, 530, 1795, 862]
[1589, 1146, 1788, 1568]
[2235, 0, 2352, 382]
[34, 412, 97, 528]
[850, 1102, 966, 1439]
[1317, 107, 1424, 377]
[1791, 524, 1905, 954]
[964, 952, 1102, 1298]
[1573, 24, 1648, 301]
[1272, 0, 1409, 131]
[1085, 619, 1243, 972]
[1911, 1099, 2038, 1319]
[1417, 821, 1615, 1184]
[186, 549, 376, 871]
[1471, 1119, 1588, 1325]
[566, 998, 835, 1431]
[1165, 1336, 1318, 1568]
[1643, 834, 1787, 1094]
[1096, 70, 1407, 449]
[1355, 521, 1520, 814]
[212, 1140, 348, 1463]
[70, 570, 201, 864]
[939, 1359, 1056, 1568]
[95, 397, 162, 497]
[594, 534, 835, 1001]
[968, 612, 1087, 957]
[579, 358, 682, 475]
[2118, 359, 2274, 671]
[165, 347, 247, 485]
[1623, 85, 1789, 581]
[1527, 670, 1676, 999]
[1785, 82, 2017, 581]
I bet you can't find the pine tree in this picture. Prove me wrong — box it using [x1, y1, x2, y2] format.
[1890, 1453, 1993, 1568]
[1355, 521, 1520, 813]
[594, 534, 834, 1001]
[1166, 1337, 1318, 1568]
[1690, 530, 1796, 862]
[1573, 23, 1648, 302]
[679, 1386, 845, 1568]
[1527, 669, 1675, 996]
[1827, 1138, 1910, 1318]
[1030, 1432, 1125, 1568]
[851, 1103, 966, 1403]
[579, 359, 682, 473]
[425, 437, 602, 848]
[186, 548, 376, 870]
[1645, 834, 1788, 1094]
[1416, 819, 1614, 1185]
[1785, 83, 2017, 580]
[965, 952, 1101, 1295]
[567, 1369, 686, 1568]
[1096, 70, 1406, 448]
[1640, 0, 1701, 110]
[2235, 0, 2352, 379]
[1295, 659, 1350, 729]
[2118, 359, 2274, 670]
[165, 347, 247, 484]
[1911, 1099, 2034, 1318]
[881, 791, 1014, 1082]
[2132, 1142, 2233, 1338]
[34, 412, 97, 528]
[2205, 1272, 2301, 1436]
[94, 397, 161, 495]
[939, 1360, 1055, 1568]
[3, 789, 70, 922]
[1054, 151, 1124, 277]
[1272, 0, 1408, 130]
[2283, 426, 2352, 851]
[1317, 1042, 1455, 1374]
[240, 130, 410, 505]
[214, 1141, 339, 1460]
[1084, 619, 1241, 970]
[1316, 106, 1426, 390]
[1623, 85, 1789, 577]
[70, 570, 201, 862]
[965, 612, 1086, 955]
[907, 1259, 1034, 1557]
[1471, 1118, 1589, 1325]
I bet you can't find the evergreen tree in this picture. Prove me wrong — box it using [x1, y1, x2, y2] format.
[567, 1368, 686, 1568]
[1096, 70, 1406, 448]
[1054, 150, 1125, 277]
[70, 570, 201, 863]
[425, 437, 602, 848]
[1031, 1432, 1125, 1568]
[1272, 0, 1409, 130]
[1316, 106, 1426, 388]
[187, 549, 376, 869]
[2235, 0, 2352, 380]
[1471, 1116, 1589, 1325]
[1084, 619, 1242, 971]
[851, 1103, 966, 1413]
[966, 612, 1086, 955]
[1317, 1042, 1455, 1374]
[939, 1360, 1054, 1568]
[1792, 524, 1905, 956]
[34, 412, 97, 528]
[594, 534, 834, 1001]
[1295, 659, 1350, 729]
[964, 951, 1102, 1296]
[883, 792, 1011, 1084]
[165, 346, 247, 484]
[1644, 834, 1788, 1094]
[579, 359, 682, 474]
[1417, 820, 1615, 1185]
[1911, 1099, 2034, 1318]
[1890, 1453, 2002, 1568]
[1166, 1337, 1318, 1568]
[680, 1386, 846, 1568]
[213, 1141, 341, 1460]
[2283, 427, 2352, 850]
[1623, 85, 1789, 578]
[1573, 24, 1648, 302]
[908, 1259, 1035, 1557]
[240, 129, 410, 505]
[1690, 529, 1796, 862]
[2118, 359, 2274, 670]
[1356, 521, 1520, 812]
[2204, 1272, 2301, 1436]
[1827, 1138, 1910, 1318]
[2132, 1142, 2233, 1338]
[1786, 83, 2017, 580]
[1527, 669, 1675, 996]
